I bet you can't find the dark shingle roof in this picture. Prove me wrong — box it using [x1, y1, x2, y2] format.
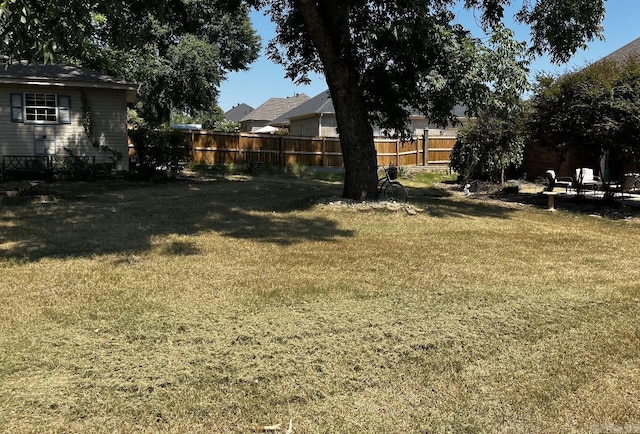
[0, 63, 137, 90]
[225, 103, 254, 122]
[240, 94, 310, 123]
[271, 90, 334, 126]
[600, 37, 640, 63]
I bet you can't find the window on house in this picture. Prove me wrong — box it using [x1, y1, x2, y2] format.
[25, 93, 57, 122]
[10, 93, 71, 124]
[10, 93, 24, 122]
[57, 95, 71, 124]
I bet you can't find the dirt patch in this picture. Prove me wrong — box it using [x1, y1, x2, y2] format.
[313, 196, 423, 215]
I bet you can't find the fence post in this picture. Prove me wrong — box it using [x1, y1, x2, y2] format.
[279, 135, 284, 166]
[395, 138, 400, 166]
[321, 137, 326, 167]
[423, 130, 429, 166]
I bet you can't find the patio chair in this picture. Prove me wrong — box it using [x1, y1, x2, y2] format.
[598, 173, 640, 198]
[575, 168, 601, 194]
[616, 173, 640, 197]
[545, 170, 573, 192]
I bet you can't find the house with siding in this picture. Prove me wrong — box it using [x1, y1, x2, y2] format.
[239, 94, 309, 132]
[270, 90, 338, 137]
[401, 105, 468, 138]
[0, 63, 136, 172]
[271, 89, 467, 138]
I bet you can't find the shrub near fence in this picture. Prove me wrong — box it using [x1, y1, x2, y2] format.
[131, 130, 456, 169]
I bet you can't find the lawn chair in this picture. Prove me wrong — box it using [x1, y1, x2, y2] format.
[618, 173, 640, 197]
[575, 168, 601, 194]
[545, 170, 573, 192]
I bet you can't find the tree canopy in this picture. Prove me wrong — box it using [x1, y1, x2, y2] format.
[529, 56, 640, 179]
[450, 26, 530, 183]
[249, 0, 605, 199]
[0, 0, 260, 125]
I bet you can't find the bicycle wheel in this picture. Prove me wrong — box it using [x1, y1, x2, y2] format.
[382, 181, 408, 202]
[377, 178, 388, 199]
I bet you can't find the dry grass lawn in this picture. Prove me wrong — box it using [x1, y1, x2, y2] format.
[1, 175, 639, 433]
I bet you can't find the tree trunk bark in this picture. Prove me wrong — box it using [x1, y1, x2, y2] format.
[292, 0, 378, 200]
[157, 104, 171, 125]
[330, 85, 378, 200]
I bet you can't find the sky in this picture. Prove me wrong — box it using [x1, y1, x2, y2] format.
[218, 0, 640, 112]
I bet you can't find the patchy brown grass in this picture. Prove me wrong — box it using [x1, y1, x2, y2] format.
[1, 176, 639, 433]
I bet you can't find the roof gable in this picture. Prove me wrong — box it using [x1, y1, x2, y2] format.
[271, 90, 334, 126]
[240, 94, 310, 122]
[225, 103, 254, 122]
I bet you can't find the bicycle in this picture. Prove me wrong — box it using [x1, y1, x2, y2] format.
[377, 164, 408, 202]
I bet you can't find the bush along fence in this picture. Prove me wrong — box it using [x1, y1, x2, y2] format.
[129, 130, 456, 170]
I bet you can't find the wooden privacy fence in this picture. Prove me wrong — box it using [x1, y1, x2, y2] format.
[184, 131, 456, 168]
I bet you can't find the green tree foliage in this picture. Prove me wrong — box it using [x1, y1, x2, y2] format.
[529, 57, 640, 177]
[128, 126, 192, 180]
[451, 108, 526, 182]
[0, 0, 260, 125]
[247, 0, 604, 199]
[450, 26, 529, 183]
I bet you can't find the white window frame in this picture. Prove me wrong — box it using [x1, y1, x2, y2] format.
[25, 93, 58, 123]
[10, 92, 72, 125]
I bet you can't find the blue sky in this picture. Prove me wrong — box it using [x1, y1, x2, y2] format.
[218, 1, 639, 112]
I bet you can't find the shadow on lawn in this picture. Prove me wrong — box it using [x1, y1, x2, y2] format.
[406, 184, 518, 219]
[0, 177, 528, 261]
[0, 177, 353, 261]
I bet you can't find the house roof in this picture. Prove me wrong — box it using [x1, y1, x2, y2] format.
[600, 37, 640, 63]
[270, 89, 468, 125]
[0, 63, 138, 102]
[225, 103, 254, 123]
[270, 90, 334, 126]
[240, 94, 310, 123]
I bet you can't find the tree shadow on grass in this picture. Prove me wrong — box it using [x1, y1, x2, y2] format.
[405, 184, 518, 219]
[0, 177, 353, 261]
[424, 197, 518, 219]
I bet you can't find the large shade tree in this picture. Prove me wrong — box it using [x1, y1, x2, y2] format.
[0, 0, 260, 125]
[249, 0, 605, 199]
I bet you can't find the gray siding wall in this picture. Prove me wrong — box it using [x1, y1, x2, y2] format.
[0, 84, 129, 170]
[290, 115, 338, 137]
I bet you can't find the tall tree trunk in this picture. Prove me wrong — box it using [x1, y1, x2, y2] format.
[292, 0, 378, 200]
[157, 103, 171, 125]
[330, 82, 378, 200]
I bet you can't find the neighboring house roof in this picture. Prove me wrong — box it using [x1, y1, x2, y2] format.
[240, 94, 310, 123]
[271, 89, 468, 126]
[0, 63, 138, 102]
[600, 36, 640, 63]
[225, 103, 254, 123]
[271, 90, 334, 126]
[427, 104, 467, 119]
